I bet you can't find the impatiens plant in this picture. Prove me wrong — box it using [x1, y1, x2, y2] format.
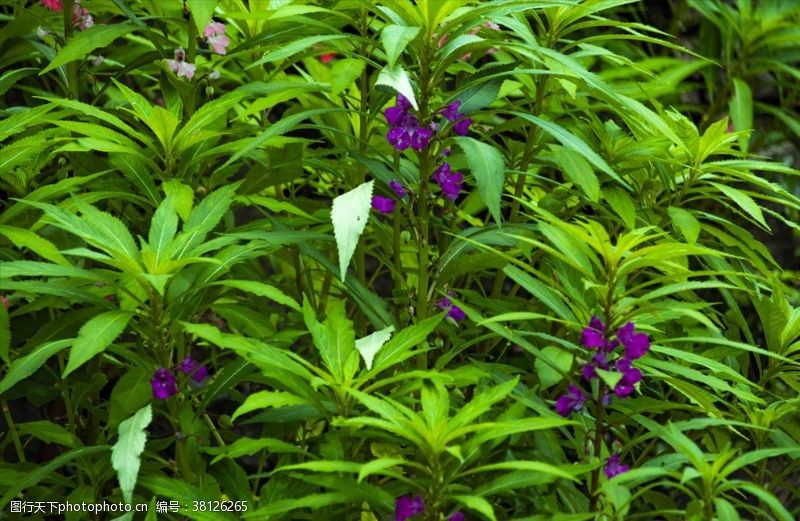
[1, 0, 799, 519]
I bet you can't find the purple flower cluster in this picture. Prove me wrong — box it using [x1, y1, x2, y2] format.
[150, 356, 209, 400]
[432, 162, 464, 200]
[604, 453, 630, 478]
[579, 317, 650, 399]
[385, 95, 433, 151]
[436, 293, 466, 322]
[395, 496, 463, 521]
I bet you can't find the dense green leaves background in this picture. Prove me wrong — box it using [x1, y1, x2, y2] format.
[0, 0, 798, 519]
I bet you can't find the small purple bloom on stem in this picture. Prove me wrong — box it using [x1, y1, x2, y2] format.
[389, 180, 406, 198]
[441, 100, 462, 121]
[614, 357, 642, 398]
[448, 512, 465, 521]
[151, 368, 177, 399]
[436, 295, 466, 322]
[604, 453, 630, 478]
[371, 195, 396, 214]
[178, 356, 209, 383]
[555, 384, 586, 417]
[395, 495, 425, 521]
[453, 117, 472, 136]
[387, 114, 432, 151]
[432, 162, 463, 200]
[581, 316, 606, 350]
[617, 322, 650, 359]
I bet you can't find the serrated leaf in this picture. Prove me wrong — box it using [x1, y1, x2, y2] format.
[331, 180, 373, 281]
[41, 24, 133, 74]
[453, 136, 505, 223]
[331, 58, 366, 96]
[710, 182, 767, 228]
[603, 187, 636, 229]
[214, 279, 300, 311]
[232, 390, 309, 421]
[535, 346, 573, 389]
[380, 25, 420, 69]
[161, 180, 194, 221]
[355, 325, 395, 370]
[550, 145, 599, 202]
[303, 299, 358, 384]
[186, 0, 218, 34]
[376, 66, 417, 110]
[371, 314, 442, 372]
[668, 206, 700, 243]
[451, 495, 497, 521]
[64, 311, 133, 377]
[0, 339, 72, 396]
[112, 404, 152, 505]
[148, 197, 178, 270]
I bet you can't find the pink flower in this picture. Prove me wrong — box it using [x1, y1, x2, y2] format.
[72, 0, 93, 30]
[1, 295, 9, 311]
[204, 22, 229, 55]
[42, 0, 63, 11]
[319, 52, 337, 63]
[166, 47, 195, 79]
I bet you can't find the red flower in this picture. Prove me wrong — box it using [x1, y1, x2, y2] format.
[42, 0, 63, 11]
[319, 52, 336, 63]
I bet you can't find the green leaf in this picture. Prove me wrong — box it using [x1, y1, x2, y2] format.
[535, 346, 573, 389]
[64, 311, 133, 377]
[303, 299, 358, 384]
[41, 24, 134, 74]
[668, 206, 700, 243]
[451, 495, 497, 521]
[331, 58, 366, 96]
[186, 0, 218, 34]
[729, 78, 752, 152]
[355, 326, 395, 370]
[108, 367, 152, 430]
[0, 445, 109, 510]
[513, 112, 626, 186]
[596, 368, 623, 388]
[376, 65, 418, 110]
[148, 197, 178, 270]
[603, 187, 636, 229]
[0, 339, 72, 396]
[171, 183, 238, 258]
[17, 421, 82, 448]
[331, 180, 373, 281]
[162, 179, 194, 221]
[550, 145, 600, 202]
[214, 280, 300, 311]
[112, 404, 152, 505]
[232, 390, 309, 421]
[709, 182, 767, 228]
[380, 24, 420, 69]
[0, 225, 69, 265]
[370, 314, 443, 373]
[206, 437, 305, 464]
[453, 136, 505, 223]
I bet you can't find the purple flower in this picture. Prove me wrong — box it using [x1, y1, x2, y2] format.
[432, 162, 464, 200]
[436, 295, 466, 322]
[387, 114, 433, 151]
[441, 100, 462, 121]
[581, 352, 608, 380]
[604, 453, 630, 478]
[440, 100, 472, 135]
[151, 368, 177, 400]
[395, 495, 424, 521]
[581, 316, 606, 350]
[617, 322, 650, 360]
[385, 105, 407, 127]
[371, 195, 396, 214]
[389, 180, 407, 198]
[614, 357, 642, 398]
[555, 384, 586, 417]
[178, 356, 208, 383]
[453, 117, 472, 136]
[448, 513, 465, 521]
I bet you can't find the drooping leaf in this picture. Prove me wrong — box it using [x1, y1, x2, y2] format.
[380, 25, 420, 69]
[331, 180, 373, 281]
[111, 404, 152, 504]
[355, 326, 395, 370]
[376, 66, 418, 110]
[0, 339, 72, 396]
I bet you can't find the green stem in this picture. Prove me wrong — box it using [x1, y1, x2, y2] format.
[1, 401, 26, 463]
[183, 14, 198, 121]
[63, 0, 79, 100]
